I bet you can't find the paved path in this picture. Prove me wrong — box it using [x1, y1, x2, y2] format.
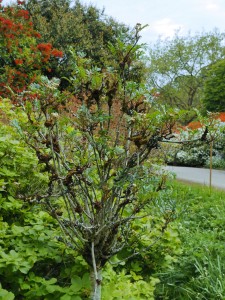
[165, 166, 225, 190]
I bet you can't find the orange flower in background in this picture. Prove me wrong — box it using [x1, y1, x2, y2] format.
[33, 32, 41, 38]
[16, 9, 29, 20]
[37, 43, 52, 52]
[186, 121, 202, 130]
[37, 43, 52, 62]
[37, 44, 64, 62]
[51, 49, 63, 58]
[5, 33, 15, 39]
[16, 23, 23, 30]
[218, 112, 225, 122]
[185, 113, 225, 131]
[14, 58, 23, 65]
[1, 17, 14, 29]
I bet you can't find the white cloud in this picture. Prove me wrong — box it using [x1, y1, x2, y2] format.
[205, 2, 219, 11]
[206, 4, 219, 10]
[201, 0, 225, 22]
[151, 18, 184, 38]
[201, 0, 222, 11]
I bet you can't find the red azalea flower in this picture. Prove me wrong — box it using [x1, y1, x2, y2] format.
[51, 49, 63, 58]
[16, 10, 30, 20]
[37, 43, 52, 52]
[34, 32, 41, 38]
[1, 18, 14, 29]
[14, 58, 23, 65]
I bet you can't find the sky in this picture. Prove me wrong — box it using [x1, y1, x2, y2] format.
[82, 0, 225, 44]
[2, 0, 225, 45]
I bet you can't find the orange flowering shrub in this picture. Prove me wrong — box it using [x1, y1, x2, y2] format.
[0, 0, 63, 97]
[218, 112, 225, 122]
[186, 121, 202, 130]
[185, 113, 225, 130]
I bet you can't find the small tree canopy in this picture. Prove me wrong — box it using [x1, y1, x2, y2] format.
[148, 31, 225, 111]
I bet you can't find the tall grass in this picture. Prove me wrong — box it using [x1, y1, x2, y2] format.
[155, 181, 225, 299]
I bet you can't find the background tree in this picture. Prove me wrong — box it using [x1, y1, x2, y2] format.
[203, 58, 225, 112]
[25, 0, 147, 89]
[148, 31, 225, 113]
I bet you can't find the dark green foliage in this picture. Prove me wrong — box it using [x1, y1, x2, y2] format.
[203, 59, 225, 112]
[25, 0, 145, 89]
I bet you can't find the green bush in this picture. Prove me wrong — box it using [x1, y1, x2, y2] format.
[0, 111, 91, 299]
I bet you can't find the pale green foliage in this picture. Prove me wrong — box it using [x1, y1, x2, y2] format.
[0, 99, 48, 196]
[0, 101, 92, 299]
[0, 285, 15, 300]
[102, 264, 159, 300]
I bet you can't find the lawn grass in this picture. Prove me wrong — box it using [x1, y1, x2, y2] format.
[155, 180, 225, 300]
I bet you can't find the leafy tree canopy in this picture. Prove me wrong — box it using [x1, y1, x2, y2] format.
[24, 0, 148, 89]
[148, 30, 225, 112]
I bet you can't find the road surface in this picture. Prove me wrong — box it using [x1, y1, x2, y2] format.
[165, 166, 225, 190]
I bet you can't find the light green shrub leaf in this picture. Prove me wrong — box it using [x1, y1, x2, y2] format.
[48, 278, 57, 285]
[46, 285, 58, 293]
[70, 296, 82, 300]
[82, 273, 91, 288]
[60, 295, 71, 300]
[0, 288, 15, 300]
[71, 275, 82, 292]
[20, 282, 30, 290]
